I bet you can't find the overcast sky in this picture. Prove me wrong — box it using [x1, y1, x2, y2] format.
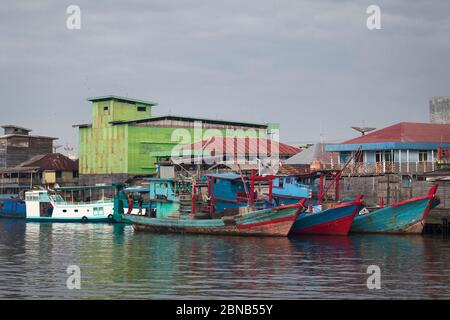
[1, 0, 449, 154]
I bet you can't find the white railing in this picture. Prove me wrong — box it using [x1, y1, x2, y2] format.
[338, 162, 435, 175]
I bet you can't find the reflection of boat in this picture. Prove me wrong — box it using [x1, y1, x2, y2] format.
[290, 196, 364, 236]
[350, 184, 440, 234]
[24, 186, 116, 222]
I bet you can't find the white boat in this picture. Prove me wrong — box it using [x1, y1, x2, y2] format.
[24, 186, 116, 223]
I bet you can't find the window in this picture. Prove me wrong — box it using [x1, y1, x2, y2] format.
[137, 106, 147, 112]
[375, 151, 383, 163]
[375, 151, 393, 162]
[419, 150, 428, 162]
[103, 106, 110, 114]
[384, 151, 392, 162]
[402, 175, 411, 188]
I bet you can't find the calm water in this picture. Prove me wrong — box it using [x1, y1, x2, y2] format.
[1, 219, 450, 299]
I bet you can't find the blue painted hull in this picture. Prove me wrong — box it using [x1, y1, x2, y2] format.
[0, 199, 26, 219]
[290, 201, 362, 236]
[351, 195, 439, 234]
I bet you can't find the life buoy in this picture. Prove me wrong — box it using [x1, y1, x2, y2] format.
[81, 216, 88, 223]
[107, 214, 114, 222]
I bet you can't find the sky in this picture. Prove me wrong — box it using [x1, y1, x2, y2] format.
[1, 0, 450, 155]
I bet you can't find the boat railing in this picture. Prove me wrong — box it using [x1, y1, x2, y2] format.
[49, 195, 114, 206]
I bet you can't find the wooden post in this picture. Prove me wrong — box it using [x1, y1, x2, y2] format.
[209, 177, 215, 215]
[407, 149, 410, 172]
[318, 174, 324, 204]
[268, 176, 273, 205]
[335, 173, 340, 201]
[386, 174, 390, 205]
[432, 149, 435, 171]
[191, 179, 197, 215]
[249, 170, 255, 205]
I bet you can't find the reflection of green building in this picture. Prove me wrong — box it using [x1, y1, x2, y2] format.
[75, 95, 272, 184]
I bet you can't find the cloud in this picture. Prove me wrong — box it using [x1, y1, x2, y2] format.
[0, 0, 450, 150]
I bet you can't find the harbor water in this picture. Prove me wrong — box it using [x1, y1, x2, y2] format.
[1, 219, 450, 299]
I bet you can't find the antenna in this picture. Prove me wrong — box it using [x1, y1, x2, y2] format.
[351, 121, 376, 136]
[64, 144, 76, 160]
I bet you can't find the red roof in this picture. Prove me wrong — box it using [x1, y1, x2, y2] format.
[177, 136, 301, 157]
[18, 153, 78, 171]
[344, 122, 450, 144]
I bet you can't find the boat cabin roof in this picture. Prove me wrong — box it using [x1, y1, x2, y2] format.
[55, 185, 118, 192]
[123, 187, 150, 193]
[206, 173, 242, 181]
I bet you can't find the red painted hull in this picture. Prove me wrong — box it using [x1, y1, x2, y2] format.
[294, 210, 357, 236]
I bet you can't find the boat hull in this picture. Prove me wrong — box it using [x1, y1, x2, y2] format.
[290, 201, 362, 236]
[0, 199, 26, 219]
[350, 186, 440, 234]
[128, 204, 302, 237]
[25, 216, 112, 223]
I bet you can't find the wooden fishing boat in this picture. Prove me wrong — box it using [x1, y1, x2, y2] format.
[350, 184, 440, 234]
[207, 172, 364, 236]
[24, 185, 116, 223]
[290, 196, 364, 236]
[114, 177, 303, 236]
[127, 202, 303, 237]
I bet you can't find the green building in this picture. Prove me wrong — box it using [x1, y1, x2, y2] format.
[75, 95, 273, 184]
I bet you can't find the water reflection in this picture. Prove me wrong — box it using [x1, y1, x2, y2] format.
[0, 219, 449, 299]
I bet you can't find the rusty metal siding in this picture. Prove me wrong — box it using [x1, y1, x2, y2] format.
[1, 136, 53, 168]
[78, 125, 128, 175]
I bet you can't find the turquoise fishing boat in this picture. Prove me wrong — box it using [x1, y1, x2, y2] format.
[350, 184, 440, 234]
[114, 177, 304, 236]
[129, 203, 303, 237]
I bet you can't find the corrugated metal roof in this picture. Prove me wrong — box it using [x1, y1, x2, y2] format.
[17, 153, 78, 171]
[111, 114, 268, 129]
[0, 134, 57, 140]
[343, 122, 450, 144]
[87, 95, 158, 106]
[1, 125, 32, 132]
[177, 136, 301, 157]
[285, 143, 339, 165]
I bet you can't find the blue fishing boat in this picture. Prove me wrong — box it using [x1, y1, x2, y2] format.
[0, 197, 26, 219]
[272, 176, 314, 205]
[350, 184, 440, 234]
